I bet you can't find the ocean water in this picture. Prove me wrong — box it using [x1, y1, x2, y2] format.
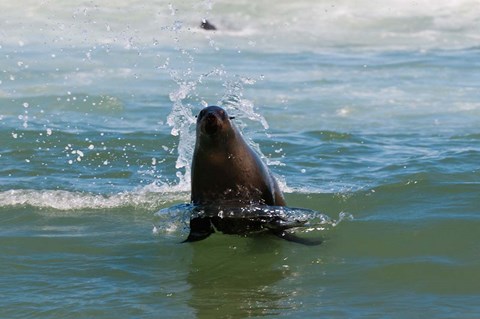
[1, 0, 480, 318]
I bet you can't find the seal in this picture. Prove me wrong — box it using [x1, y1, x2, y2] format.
[184, 105, 321, 245]
[200, 19, 217, 31]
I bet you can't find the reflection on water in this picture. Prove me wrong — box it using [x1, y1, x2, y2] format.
[186, 235, 292, 318]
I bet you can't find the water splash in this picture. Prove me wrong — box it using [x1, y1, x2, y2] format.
[166, 78, 197, 188]
[219, 76, 269, 129]
[164, 57, 270, 191]
[152, 203, 192, 236]
[159, 1, 276, 193]
[153, 203, 353, 237]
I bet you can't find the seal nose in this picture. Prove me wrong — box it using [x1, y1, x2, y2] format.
[206, 112, 217, 121]
[203, 111, 221, 135]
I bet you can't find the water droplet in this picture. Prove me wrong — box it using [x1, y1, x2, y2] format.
[168, 3, 176, 16]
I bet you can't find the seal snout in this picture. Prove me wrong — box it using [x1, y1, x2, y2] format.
[204, 112, 221, 135]
[197, 106, 230, 136]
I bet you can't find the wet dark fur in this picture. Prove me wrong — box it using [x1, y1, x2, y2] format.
[186, 106, 321, 245]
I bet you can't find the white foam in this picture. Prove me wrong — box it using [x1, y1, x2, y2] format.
[153, 202, 354, 237]
[1, 0, 479, 51]
[0, 183, 189, 211]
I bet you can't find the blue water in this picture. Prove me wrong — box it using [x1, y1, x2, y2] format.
[1, 1, 480, 318]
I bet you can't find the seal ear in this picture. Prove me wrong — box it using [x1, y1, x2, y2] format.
[229, 116, 235, 120]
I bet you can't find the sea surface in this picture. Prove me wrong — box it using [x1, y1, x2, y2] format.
[1, 1, 480, 318]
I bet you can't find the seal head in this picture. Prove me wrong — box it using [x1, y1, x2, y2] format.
[200, 19, 217, 31]
[197, 105, 233, 137]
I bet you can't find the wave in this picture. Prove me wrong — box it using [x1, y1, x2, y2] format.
[0, 184, 333, 212]
[0, 184, 189, 211]
[1, 0, 479, 51]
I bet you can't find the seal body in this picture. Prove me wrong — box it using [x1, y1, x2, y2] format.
[191, 106, 285, 207]
[184, 106, 324, 245]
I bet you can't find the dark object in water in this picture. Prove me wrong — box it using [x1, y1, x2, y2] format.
[186, 106, 322, 246]
[200, 19, 217, 31]
[184, 205, 323, 246]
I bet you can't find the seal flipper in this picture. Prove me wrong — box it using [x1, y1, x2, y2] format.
[271, 230, 323, 246]
[183, 217, 215, 243]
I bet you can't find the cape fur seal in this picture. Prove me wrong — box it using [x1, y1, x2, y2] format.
[200, 19, 217, 31]
[185, 106, 321, 245]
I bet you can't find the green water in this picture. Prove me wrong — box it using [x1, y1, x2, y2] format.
[2, 1, 480, 317]
[2, 190, 479, 318]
